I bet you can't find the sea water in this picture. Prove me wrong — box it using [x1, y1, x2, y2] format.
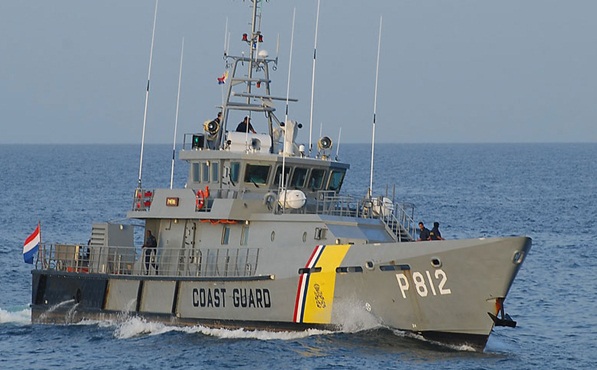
[0, 143, 595, 369]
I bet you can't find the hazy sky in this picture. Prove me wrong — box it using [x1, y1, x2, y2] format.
[1, 0, 596, 144]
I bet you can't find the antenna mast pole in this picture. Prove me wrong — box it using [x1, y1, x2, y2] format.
[170, 38, 184, 189]
[137, 0, 158, 189]
[246, 0, 261, 102]
[282, 8, 297, 195]
[335, 127, 342, 161]
[369, 16, 382, 198]
[308, 0, 321, 157]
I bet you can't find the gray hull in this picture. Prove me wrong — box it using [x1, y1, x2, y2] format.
[31, 236, 530, 351]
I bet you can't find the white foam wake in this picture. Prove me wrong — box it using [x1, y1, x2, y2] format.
[332, 298, 383, 333]
[112, 315, 332, 341]
[0, 307, 31, 325]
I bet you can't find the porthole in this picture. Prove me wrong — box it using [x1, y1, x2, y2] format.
[430, 257, 442, 268]
[302, 232, 307, 243]
[271, 231, 275, 242]
[365, 261, 374, 270]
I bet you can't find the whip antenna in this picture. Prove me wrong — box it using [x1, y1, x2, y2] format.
[170, 38, 184, 189]
[335, 127, 342, 161]
[223, 17, 229, 56]
[369, 16, 382, 198]
[308, 0, 321, 157]
[281, 8, 296, 195]
[137, 0, 158, 189]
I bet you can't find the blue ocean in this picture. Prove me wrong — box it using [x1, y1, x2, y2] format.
[1, 143, 595, 369]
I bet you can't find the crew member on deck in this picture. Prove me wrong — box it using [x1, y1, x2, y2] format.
[417, 222, 430, 241]
[236, 116, 256, 133]
[430, 222, 444, 240]
[142, 230, 158, 275]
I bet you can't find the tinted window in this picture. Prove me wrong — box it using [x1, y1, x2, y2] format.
[291, 168, 308, 188]
[244, 164, 271, 184]
[308, 169, 327, 190]
[211, 162, 219, 182]
[230, 162, 240, 183]
[328, 170, 345, 191]
[192, 163, 200, 182]
[202, 163, 209, 182]
[273, 165, 291, 186]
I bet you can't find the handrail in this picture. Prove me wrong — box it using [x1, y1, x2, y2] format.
[35, 244, 260, 278]
[127, 186, 416, 240]
[315, 191, 416, 241]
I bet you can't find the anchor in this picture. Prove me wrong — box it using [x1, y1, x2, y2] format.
[488, 298, 517, 328]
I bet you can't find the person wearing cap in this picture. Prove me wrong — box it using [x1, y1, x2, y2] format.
[417, 222, 430, 241]
[236, 116, 256, 133]
[429, 222, 444, 240]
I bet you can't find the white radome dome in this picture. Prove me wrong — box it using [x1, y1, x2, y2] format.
[258, 49, 269, 58]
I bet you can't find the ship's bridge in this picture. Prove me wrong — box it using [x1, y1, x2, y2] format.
[178, 134, 349, 197]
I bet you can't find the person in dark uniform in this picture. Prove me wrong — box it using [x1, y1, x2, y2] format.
[417, 222, 430, 241]
[429, 221, 444, 240]
[142, 230, 158, 274]
[236, 116, 256, 133]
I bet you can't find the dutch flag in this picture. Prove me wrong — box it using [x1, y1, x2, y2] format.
[23, 224, 41, 264]
[217, 70, 228, 85]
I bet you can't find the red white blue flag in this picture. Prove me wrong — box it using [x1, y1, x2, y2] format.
[23, 224, 41, 264]
[217, 71, 228, 84]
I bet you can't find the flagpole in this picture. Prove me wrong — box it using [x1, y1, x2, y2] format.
[222, 17, 228, 106]
[38, 220, 41, 267]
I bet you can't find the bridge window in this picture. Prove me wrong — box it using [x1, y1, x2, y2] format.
[273, 165, 291, 186]
[244, 164, 271, 185]
[328, 170, 345, 191]
[202, 162, 210, 182]
[230, 162, 241, 183]
[192, 163, 200, 182]
[291, 167, 308, 188]
[308, 169, 327, 190]
[211, 161, 220, 182]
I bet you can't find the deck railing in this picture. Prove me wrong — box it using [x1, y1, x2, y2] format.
[315, 191, 416, 241]
[128, 186, 416, 241]
[35, 244, 260, 278]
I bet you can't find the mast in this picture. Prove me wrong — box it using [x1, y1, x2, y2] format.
[246, 0, 261, 103]
[218, 0, 286, 151]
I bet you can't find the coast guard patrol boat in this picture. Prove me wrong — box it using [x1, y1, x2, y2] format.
[30, 1, 531, 351]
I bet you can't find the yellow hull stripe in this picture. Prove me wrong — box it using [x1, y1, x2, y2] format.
[294, 244, 351, 324]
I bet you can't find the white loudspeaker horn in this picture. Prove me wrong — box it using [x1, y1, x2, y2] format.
[317, 136, 332, 150]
